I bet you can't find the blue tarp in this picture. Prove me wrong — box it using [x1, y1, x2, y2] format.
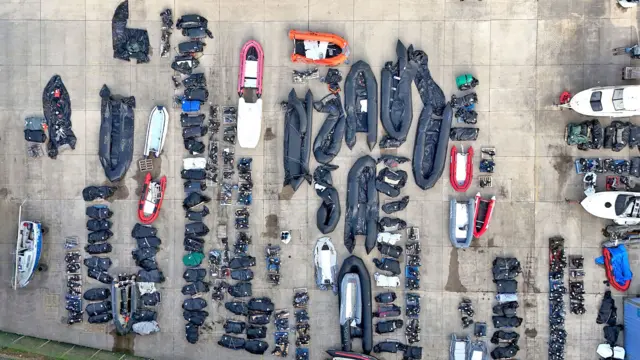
[596, 245, 633, 284]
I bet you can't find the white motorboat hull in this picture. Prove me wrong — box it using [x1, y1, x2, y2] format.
[569, 85, 640, 118]
[144, 106, 168, 157]
[314, 237, 338, 291]
[581, 191, 640, 224]
[14, 220, 43, 289]
[618, 0, 637, 8]
[237, 98, 262, 148]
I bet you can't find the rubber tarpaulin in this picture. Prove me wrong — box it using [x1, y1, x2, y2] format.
[380, 40, 417, 148]
[283, 88, 313, 191]
[43, 75, 76, 158]
[99, 85, 135, 182]
[112, 0, 150, 63]
[344, 155, 378, 254]
[596, 245, 632, 292]
[344, 60, 378, 150]
[314, 164, 341, 234]
[313, 93, 346, 164]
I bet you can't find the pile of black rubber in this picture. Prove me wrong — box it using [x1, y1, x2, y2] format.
[491, 257, 522, 359]
[98, 85, 135, 182]
[42, 75, 76, 158]
[112, 0, 150, 63]
[171, 14, 213, 75]
[548, 237, 567, 360]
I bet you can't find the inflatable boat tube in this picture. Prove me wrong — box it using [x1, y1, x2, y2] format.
[283, 88, 313, 191]
[314, 164, 341, 234]
[289, 30, 349, 67]
[338, 255, 373, 355]
[138, 173, 166, 225]
[345, 60, 378, 150]
[473, 193, 495, 238]
[380, 40, 417, 147]
[412, 104, 453, 190]
[344, 156, 379, 254]
[449, 198, 474, 248]
[237, 40, 264, 149]
[99, 85, 135, 182]
[326, 350, 380, 360]
[409, 45, 447, 116]
[313, 93, 347, 164]
[450, 145, 473, 192]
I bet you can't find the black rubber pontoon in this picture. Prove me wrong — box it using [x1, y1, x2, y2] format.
[344, 60, 378, 150]
[283, 89, 313, 191]
[344, 155, 378, 254]
[338, 255, 373, 355]
[380, 40, 417, 148]
[99, 85, 135, 182]
[112, 0, 150, 63]
[313, 93, 346, 164]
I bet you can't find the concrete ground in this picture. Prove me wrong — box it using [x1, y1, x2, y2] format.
[0, 0, 639, 359]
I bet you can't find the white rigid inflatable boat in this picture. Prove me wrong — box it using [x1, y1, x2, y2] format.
[314, 237, 338, 292]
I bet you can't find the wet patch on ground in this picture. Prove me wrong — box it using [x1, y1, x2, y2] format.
[552, 153, 573, 185]
[110, 330, 134, 354]
[487, 237, 497, 248]
[445, 248, 467, 292]
[524, 328, 538, 338]
[278, 186, 294, 200]
[264, 127, 276, 141]
[0, 188, 9, 199]
[263, 214, 279, 239]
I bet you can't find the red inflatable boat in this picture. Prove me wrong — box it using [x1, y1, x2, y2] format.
[289, 30, 349, 66]
[473, 193, 495, 238]
[450, 145, 473, 192]
[138, 173, 166, 224]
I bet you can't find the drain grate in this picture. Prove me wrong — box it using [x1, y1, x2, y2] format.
[138, 158, 153, 172]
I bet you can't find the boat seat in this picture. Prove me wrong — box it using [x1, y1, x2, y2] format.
[619, 196, 640, 217]
[453, 342, 466, 360]
[243, 61, 258, 89]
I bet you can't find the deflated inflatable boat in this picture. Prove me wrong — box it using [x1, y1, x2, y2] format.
[449, 198, 474, 248]
[99, 85, 135, 182]
[43, 75, 76, 158]
[314, 93, 347, 164]
[289, 30, 349, 67]
[283, 89, 313, 191]
[345, 60, 378, 150]
[237, 40, 264, 149]
[314, 164, 341, 234]
[380, 40, 417, 148]
[338, 255, 373, 355]
[344, 156, 379, 254]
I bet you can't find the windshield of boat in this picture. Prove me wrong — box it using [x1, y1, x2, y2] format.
[613, 88, 625, 111]
[590, 91, 603, 111]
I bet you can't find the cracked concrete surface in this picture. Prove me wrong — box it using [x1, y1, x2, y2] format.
[0, 0, 639, 359]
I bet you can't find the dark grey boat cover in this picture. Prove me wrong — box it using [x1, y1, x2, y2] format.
[313, 93, 346, 164]
[43, 75, 76, 158]
[380, 40, 417, 148]
[344, 60, 378, 150]
[99, 85, 135, 182]
[283, 88, 313, 191]
[112, 0, 150, 63]
[344, 155, 378, 254]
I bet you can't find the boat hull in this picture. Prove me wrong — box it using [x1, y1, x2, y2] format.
[14, 221, 43, 289]
[138, 173, 167, 224]
[237, 98, 263, 148]
[473, 193, 495, 238]
[289, 30, 349, 66]
[449, 199, 474, 248]
[581, 191, 640, 224]
[314, 237, 338, 292]
[450, 146, 473, 192]
[144, 106, 168, 158]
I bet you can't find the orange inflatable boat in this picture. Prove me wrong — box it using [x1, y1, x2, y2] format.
[289, 30, 349, 66]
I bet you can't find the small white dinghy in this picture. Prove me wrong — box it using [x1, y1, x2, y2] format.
[581, 191, 640, 225]
[144, 106, 169, 158]
[314, 237, 338, 292]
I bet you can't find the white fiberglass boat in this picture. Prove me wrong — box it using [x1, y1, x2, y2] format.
[314, 237, 337, 292]
[569, 85, 640, 118]
[144, 106, 169, 157]
[581, 191, 640, 225]
[237, 40, 264, 148]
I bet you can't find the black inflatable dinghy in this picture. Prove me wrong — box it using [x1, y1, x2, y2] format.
[344, 155, 378, 254]
[338, 255, 373, 355]
[99, 85, 135, 182]
[344, 60, 378, 150]
[283, 88, 313, 191]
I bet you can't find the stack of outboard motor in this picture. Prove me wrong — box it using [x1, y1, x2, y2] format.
[547, 237, 567, 360]
[65, 250, 83, 325]
[130, 223, 163, 335]
[490, 257, 523, 359]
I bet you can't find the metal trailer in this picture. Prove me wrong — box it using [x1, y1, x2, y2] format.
[623, 67, 640, 80]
